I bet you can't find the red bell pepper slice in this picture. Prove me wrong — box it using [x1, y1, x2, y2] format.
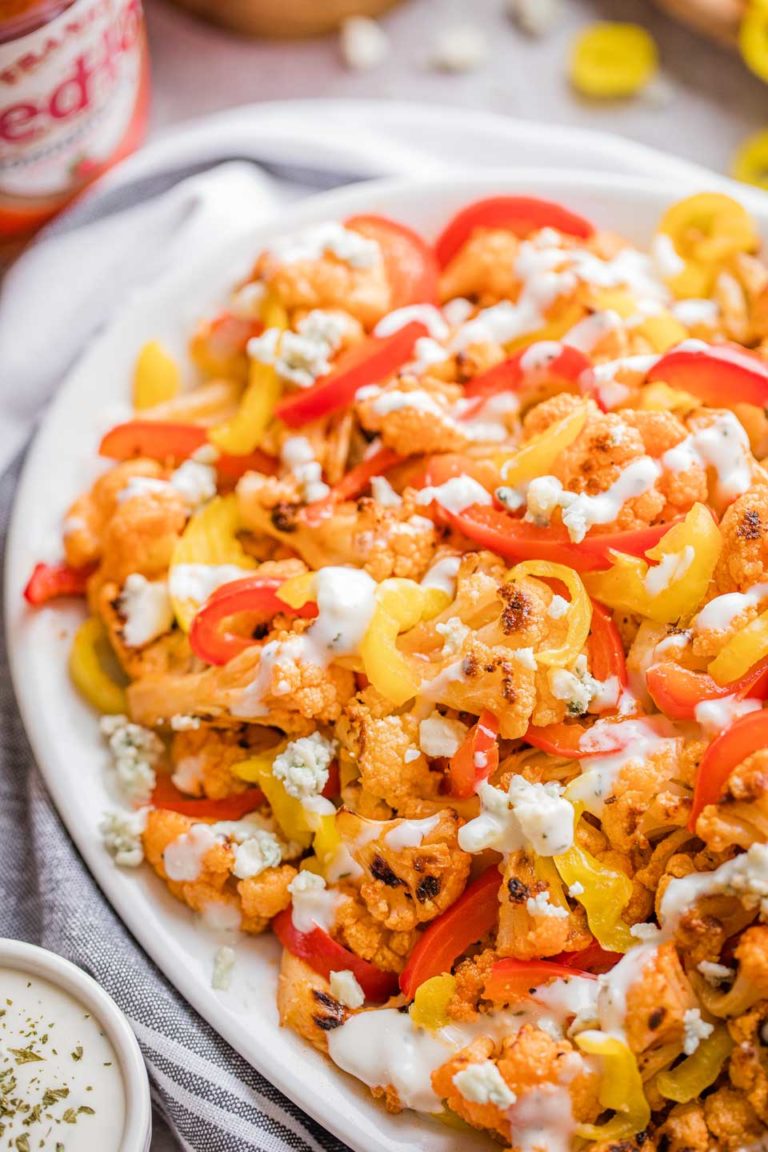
[24, 561, 95, 606]
[151, 775, 265, 820]
[435, 196, 594, 268]
[647, 657, 768, 722]
[199, 309, 264, 357]
[484, 957, 597, 1003]
[190, 575, 318, 666]
[690, 708, 768, 828]
[448, 710, 499, 799]
[589, 599, 628, 686]
[525, 715, 642, 760]
[399, 866, 502, 999]
[323, 446, 404, 505]
[272, 907, 398, 1003]
[346, 214, 439, 308]
[463, 343, 593, 403]
[275, 321, 428, 429]
[99, 420, 278, 480]
[554, 941, 622, 975]
[448, 505, 681, 573]
[648, 342, 768, 408]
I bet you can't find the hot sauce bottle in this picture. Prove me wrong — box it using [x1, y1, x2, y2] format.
[0, 0, 149, 240]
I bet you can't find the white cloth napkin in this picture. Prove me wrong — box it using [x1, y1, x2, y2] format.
[0, 100, 733, 1152]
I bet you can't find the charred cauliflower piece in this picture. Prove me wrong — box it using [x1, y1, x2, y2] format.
[336, 809, 471, 931]
[335, 699, 441, 812]
[696, 749, 768, 853]
[277, 951, 349, 1053]
[714, 485, 768, 593]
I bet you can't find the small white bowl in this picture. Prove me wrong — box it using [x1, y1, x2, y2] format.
[0, 938, 151, 1152]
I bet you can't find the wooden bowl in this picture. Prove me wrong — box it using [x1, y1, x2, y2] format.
[166, 0, 403, 38]
[650, 0, 742, 47]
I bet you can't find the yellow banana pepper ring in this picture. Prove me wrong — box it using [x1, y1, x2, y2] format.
[554, 841, 634, 953]
[740, 2, 768, 83]
[506, 560, 591, 668]
[658, 192, 759, 298]
[170, 494, 256, 630]
[133, 340, 181, 410]
[656, 1025, 733, 1104]
[69, 618, 127, 715]
[584, 503, 722, 625]
[732, 129, 768, 192]
[361, 579, 450, 706]
[575, 1031, 650, 1142]
[233, 743, 315, 849]
[210, 299, 288, 455]
[569, 23, 658, 99]
[410, 974, 457, 1031]
[632, 313, 688, 353]
[276, 571, 318, 610]
[498, 404, 587, 488]
[708, 604, 768, 685]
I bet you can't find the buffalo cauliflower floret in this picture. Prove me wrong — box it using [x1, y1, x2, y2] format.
[696, 749, 768, 854]
[432, 1028, 600, 1142]
[332, 894, 415, 973]
[727, 999, 768, 1122]
[335, 701, 441, 812]
[599, 737, 700, 854]
[497, 850, 590, 960]
[237, 474, 438, 582]
[623, 408, 708, 517]
[703, 1085, 765, 1151]
[252, 236, 391, 329]
[95, 578, 194, 681]
[336, 809, 471, 932]
[142, 808, 295, 933]
[624, 942, 698, 1064]
[438, 229, 524, 304]
[169, 725, 278, 799]
[277, 950, 350, 1054]
[714, 486, 768, 593]
[99, 485, 188, 584]
[127, 627, 355, 731]
[63, 459, 166, 569]
[655, 1102, 711, 1152]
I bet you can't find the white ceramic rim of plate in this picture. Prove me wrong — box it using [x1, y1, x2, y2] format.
[0, 938, 152, 1152]
[7, 166, 768, 1152]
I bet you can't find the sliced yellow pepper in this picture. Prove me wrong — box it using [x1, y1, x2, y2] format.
[311, 812, 342, 873]
[584, 503, 722, 625]
[740, 3, 768, 83]
[575, 1031, 650, 1142]
[209, 300, 288, 455]
[361, 579, 450, 706]
[170, 494, 256, 630]
[569, 23, 658, 98]
[498, 404, 588, 488]
[656, 1025, 733, 1104]
[69, 618, 127, 715]
[590, 288, 639, 319]
[554, 842, 634, 952]
[410, 975, 457, 1031]
[505, 301, 584, 355]
[658, 193, 759, 298]
[732, 129, 768, 192]
[506, 560, 591, 668]
[638, 382, 699, 413]
[632, 313, 688, 353]
[708, 604, 768, 685]
[133, 340, 181, 410]
[276, 571, 317, 610]
[233, 742, 315, 849]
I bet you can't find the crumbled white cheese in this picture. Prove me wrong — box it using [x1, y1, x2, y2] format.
[435, 616, 470, 656]
[339, 15, 390, 71]
[232, 829, 284, 880]
[329, 969, 365, 1009]
[212, 945, 236, 991]
[118, 574, 173, 649]
[506, 0, 563, 36]
[418, 712, 468, 759]
[170, 459, 217, 508]
[168, 563, 252, 607]
[272, 732, 336, 800]
[416, 474, 492, 515]
[170, 714, 201, 731]
[100, 715, 163, 805]
[268, 223, 380, 270]
[459, 776, 574, 857]
[548, 594, 569, 620]
[629, 922, 662, 942]
[281, 435, 330, 503]
[430, 25, 489, 72]
[527, 890, 568, 919]
[549, 655, 600, 717]
[511, 647, 537, 670]
[99, 808, 148, 868]
[661, 843, 768, 928]
[288, 870, 345, 934]
[370, 475, 402, 507]
[697, 960, 735, 986]
[452, 1061, 516, 1107]
[250, 310, 347, 390]
[568, 881, 585, 898]
[404, 747, 421, 764]
[682, 1008, 714, 1056]
[117, 476, 170, 504]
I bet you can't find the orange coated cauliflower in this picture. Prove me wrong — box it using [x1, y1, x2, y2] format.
[714, 485, 768, 593]
[64, 459, 168, 570]
[696, 749, 768, 854]
[332, 893, 415, 973]
[497, 850, 591, 960]
[335, 697, 441, 812]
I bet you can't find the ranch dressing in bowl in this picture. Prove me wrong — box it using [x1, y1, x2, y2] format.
[0, 940, 150, 1151]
